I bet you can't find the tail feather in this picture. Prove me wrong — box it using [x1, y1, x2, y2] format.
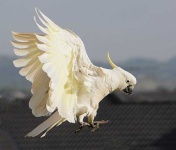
[26, 112, 66, 137]
[40, 118, 66, 138]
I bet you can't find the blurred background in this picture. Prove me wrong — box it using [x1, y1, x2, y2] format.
[0, 0, 176, 150]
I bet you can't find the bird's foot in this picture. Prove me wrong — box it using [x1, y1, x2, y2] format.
[91, 120, 109, 132]
[94, 120, 110, 125]
[75, 122, 90, 133]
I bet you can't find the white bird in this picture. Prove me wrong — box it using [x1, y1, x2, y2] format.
[12, 8, 137, 137]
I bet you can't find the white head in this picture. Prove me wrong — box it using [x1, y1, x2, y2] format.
[107, 53, 137, 94]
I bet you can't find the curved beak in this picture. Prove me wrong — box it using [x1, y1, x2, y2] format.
[123, 85, 133, 95]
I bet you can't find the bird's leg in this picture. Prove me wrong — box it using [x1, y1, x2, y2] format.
[88, 112, 109, 132]
[88, 112, 99, 132]
[75, 113, 90, 133]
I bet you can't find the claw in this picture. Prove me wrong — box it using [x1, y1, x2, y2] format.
[94, 120, 109, 124]
[90, 120, 109, 133]
[91, 123, 100, 132]
[75, 127, 82, 133]
[75, 120, 109, 133]
[75, 122, 90, 133]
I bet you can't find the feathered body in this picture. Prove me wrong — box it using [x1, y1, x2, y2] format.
[12, 9, 137, 137]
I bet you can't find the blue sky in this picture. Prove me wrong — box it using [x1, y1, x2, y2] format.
[0, 0, 176, 63]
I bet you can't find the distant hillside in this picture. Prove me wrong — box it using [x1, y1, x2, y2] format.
[97, 57, 176, 91]
[0, 56, 176, 91]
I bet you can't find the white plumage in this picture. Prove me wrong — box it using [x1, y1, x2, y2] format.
[12, 8, 137, 137]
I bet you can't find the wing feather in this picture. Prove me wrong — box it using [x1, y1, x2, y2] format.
[13, 8, 105, 123]
[13, 32, 51, 117]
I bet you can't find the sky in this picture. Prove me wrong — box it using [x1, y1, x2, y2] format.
[0, 0, 176, 63]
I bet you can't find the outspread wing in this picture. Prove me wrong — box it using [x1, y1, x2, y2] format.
[12, 32, 51, 117]
[13, 9, 105, 123]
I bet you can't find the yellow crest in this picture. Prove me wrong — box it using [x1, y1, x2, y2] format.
[107, 52, 117, 68]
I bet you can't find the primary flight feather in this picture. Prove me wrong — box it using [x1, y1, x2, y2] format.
[12, 8, 137, 137]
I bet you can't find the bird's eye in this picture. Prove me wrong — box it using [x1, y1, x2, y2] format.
[126, 80, 130, 83]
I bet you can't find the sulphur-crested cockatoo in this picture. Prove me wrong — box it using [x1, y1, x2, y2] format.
[12, 9, 137, 137]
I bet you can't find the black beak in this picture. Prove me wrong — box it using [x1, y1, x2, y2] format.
[123, 86, 133, 95]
